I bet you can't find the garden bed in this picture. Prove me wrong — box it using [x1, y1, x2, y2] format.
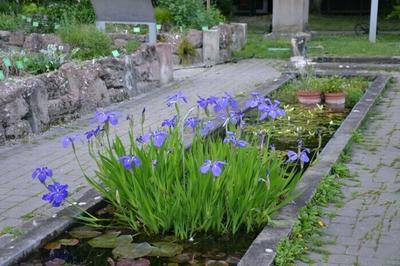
[0, 72, 390, 266]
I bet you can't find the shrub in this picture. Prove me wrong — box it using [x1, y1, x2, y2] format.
[177, 37, 196, 64]
[0, 14, 24, 31]
[158, 0, 224, 29]
[344, 77, 367, 107]
[154, 7, 173, 25]
[58, 24, 113, 60]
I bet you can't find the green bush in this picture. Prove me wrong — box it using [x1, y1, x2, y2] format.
[158, 0, 224, 29]
[154, 7, 173, 25]
[58, 24, 113, 60]
[0, 14, 24, 31]
[177, 37, 196, 64]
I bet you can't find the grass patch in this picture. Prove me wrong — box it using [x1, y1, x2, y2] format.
[233, 33, 291, 60]
[125, 40, 142, 54]
[308, 34, 400, 57]
[0, 226, 23, 237]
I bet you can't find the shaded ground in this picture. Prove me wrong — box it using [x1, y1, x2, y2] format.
[298, 74, 400, 266]
[0, 59, 281, 240]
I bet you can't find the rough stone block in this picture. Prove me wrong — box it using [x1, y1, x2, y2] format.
[8, 31, 25, 46]
[272, 0, 309, 33]
[231, 23, 247, 51]
[187, 29, 203, 48]
[155, 43, 173, 85]
[203, 29, 220, 65]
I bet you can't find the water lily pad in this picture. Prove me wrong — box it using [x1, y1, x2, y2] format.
[149, 242, 183, 257]
[59, 238, 79, 246]
[88, 232, 132, 248]
[69, 226, 102, 239]
[112, 242, 153, 259]
[43, 241, 61, 250]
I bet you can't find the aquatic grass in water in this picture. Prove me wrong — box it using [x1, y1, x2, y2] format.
[31, 92, 309, 240]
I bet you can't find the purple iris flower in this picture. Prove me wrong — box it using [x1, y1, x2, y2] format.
[200, 121, 214, 136]
[42, 182, 69, 207]
[223, 131, 248, 148]
[197, 96, 214, 109]
[119, 155, 141, 169]
[245, 92, 265, 108]
[93, 110, 120, 125]
[136, 133, 152, 144]
[161, 116, 177, 128]
[287, 149, 310, 163]
[152, 130, 169, 147]
[84, 126, 102, 140]
[213, 97, 230, 113]
[61, 134, 80, 148]
[224, 92, 239, 110]
[200, 160, 227, 177]
[229, 110, 244, 126]
[259, 99, 285, 121]
[166, 91, 188, 107]
[32, 167, 53, 183]
[184, 117, 201, 129]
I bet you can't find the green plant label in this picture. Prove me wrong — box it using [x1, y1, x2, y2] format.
[23, 57, 29, 63]
[219, 22, 224, 25]
[26, 17, 32, 22]
[112, 50, 120, 57]
[32, 21, 39, 27]
[179, 26, 183, 32]
[54, 24, 60, 30]
[0, 71, 4, 81]
[2, 58, 12, 67]
[156, 24, 162, 30]
[133, 27, 141, 33]
[201, 26, 209, 31]
[16, 61, 24, 70]
[21, 15, 26, 20]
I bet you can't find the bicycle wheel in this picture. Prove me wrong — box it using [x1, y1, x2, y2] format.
[354, 23, 369, 36]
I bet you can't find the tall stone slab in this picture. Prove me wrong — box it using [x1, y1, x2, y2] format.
[272, 0, 309, 33]
[203, 29, 220, 65]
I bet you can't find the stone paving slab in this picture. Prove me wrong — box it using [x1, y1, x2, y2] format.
[0, 59, 280, 241]
[300, 73, 400, 266]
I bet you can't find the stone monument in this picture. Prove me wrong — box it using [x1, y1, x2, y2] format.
[272, 0, 309, 34]
[90, 0, 157, 44]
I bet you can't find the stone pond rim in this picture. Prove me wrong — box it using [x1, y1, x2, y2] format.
[0, 71, 390, 266]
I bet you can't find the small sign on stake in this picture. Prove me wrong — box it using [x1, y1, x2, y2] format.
[32, 21, 39, 27]
[0, 70, 4, 81]
[54, 24, 60, 30]
[2, 58, 12, 67]
[156, 24, 162, 30]
[133, 27, 141, 33]
[26, 17, 32, 23]
[201, 26, 209, 31]
[112, 50, 120, 57]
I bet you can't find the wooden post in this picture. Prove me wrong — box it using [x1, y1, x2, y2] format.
[369, 0, 379, 43]
[206, 0, 210, 10]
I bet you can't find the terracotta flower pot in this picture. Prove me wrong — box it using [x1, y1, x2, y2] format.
[324, 92, 346, 111]
[297, 91, 322, 105]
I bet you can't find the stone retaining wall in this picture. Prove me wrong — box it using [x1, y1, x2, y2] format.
[0, 43, 173, 142]
[161, 23, 247, 65]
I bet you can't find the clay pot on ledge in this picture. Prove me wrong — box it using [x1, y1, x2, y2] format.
[324, 92, 346, 111]
[297, 90, 322, 105]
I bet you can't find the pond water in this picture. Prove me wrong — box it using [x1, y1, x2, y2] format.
[21, 105, 348, 266]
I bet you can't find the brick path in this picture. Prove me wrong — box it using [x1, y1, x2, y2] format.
[301, 74, 400, 266]
[0, 59, 281, 235]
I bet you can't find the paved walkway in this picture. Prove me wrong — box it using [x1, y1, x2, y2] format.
[0, 59, 281, 235]
[301, 73, 400, 266]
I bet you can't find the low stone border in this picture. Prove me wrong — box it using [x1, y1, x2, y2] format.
[238, 71, 391, 266]
[0, 73, 294, 266]
[313, 56, 400, 64]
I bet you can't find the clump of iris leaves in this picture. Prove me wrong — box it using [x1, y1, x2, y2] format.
[32, 90, 318, 240]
